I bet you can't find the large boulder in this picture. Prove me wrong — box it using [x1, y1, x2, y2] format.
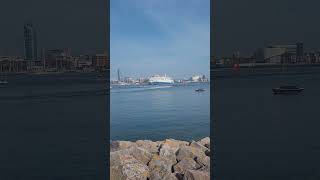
[122, 146, 153, 165]
[173, 158, 201, 174]
[111, 146, 152, 166]
[148, 155, 177, 180]
[159, 145, 177, 165]
[183, 170, 210, 180]
[195, 155, 210, 167]
[110, 154, 149, 180]
[197, 137, 210, 148]
[190, 141, 209, 154]
[111, 141, 137, 152]
[160, 139, 189, 153]
[176, 145, 206, 162]
[136, 140, 159, 154]
[176, 146, 196, 161]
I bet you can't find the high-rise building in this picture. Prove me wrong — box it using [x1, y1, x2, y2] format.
[117, 68, 121, 81]
[24, 23, 38, 68]
[296, 42, 304, 62]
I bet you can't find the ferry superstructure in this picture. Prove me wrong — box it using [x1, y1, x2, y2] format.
[149, 74, 174, 85]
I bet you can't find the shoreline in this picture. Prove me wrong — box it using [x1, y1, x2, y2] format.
[110, 137, 210, 180]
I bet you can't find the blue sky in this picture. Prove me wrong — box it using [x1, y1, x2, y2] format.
[111, 0, 209, 80]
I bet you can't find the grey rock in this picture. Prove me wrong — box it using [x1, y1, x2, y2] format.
[136, 140, 159, 154]
[160, 139, 189, 153]
[190, 141, 209, 154]
[173, 158, 201, 174]
[111, 141, 137, 152]
[199, 164, 210, 173]
[205, 149, 210, 157]
[205, 143, 210, 149]
[150, 173, 178, 180]
[183, 170, 210, 180]
[174, 173, 184, 180]
[110, 151, 122, 167]
[197, 137, 210, 148]
[123, 146, 153, 165]
[148, 155, 178, 180]
[176, 146, 196, 161]
[176, 146, 206, 163]
[149, 155, 172, 173]
[110, 154, 149, 180]
[195, 155, 210, 167]
[159, 145, 177, 165]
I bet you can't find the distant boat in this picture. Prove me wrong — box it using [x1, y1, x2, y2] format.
[272, 86, 304, 94]
[195, 88, 205, 92]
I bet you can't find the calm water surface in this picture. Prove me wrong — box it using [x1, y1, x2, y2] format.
[111, 83, 210, 141]
[0, 73, 107, 180]
[215, 70, 320, 180]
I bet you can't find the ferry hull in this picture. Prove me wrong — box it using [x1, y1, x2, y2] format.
[149, 82, 174, 85]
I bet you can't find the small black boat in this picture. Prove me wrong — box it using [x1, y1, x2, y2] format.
[272, 86, 304, 94]
[195, 88, 205, 92]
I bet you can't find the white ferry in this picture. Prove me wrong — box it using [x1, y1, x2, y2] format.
[149, 74, 174, 85]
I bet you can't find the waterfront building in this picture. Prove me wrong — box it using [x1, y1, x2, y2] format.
[0, 56, 27, 72]
[264, 43, 303, 64]
[124, 77, 135, 84]
[138, 78, 148, 84]
[92, 54, 108, 70]
[74, 55, 92, 70]
[264, 47, 286, 63]
[42, 48, 71, 70]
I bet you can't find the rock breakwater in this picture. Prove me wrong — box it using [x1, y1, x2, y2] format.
[110, 137, 210, 180]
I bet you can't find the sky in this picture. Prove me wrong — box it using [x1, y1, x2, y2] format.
[0, 0, 107, 56]
[110, 0, 210, 80]
[213, 0, 320, 57]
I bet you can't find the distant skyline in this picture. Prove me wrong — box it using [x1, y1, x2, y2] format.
[110, 0, 210, 80]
